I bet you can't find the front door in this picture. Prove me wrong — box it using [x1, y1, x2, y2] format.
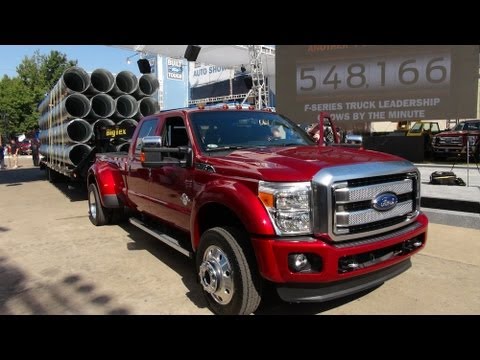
[125, 118, 160, 213]
[149, 115, 193, 231]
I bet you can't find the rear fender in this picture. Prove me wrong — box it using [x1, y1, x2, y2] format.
[87, 161, 125, 208]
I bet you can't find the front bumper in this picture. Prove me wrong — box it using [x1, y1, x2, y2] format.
[251, 213, 428, 285]
[277, 258, 411, 303]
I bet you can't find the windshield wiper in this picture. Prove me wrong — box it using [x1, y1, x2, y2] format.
[280, 142, 303, 147]
[265, 142, 303, 147]
[205, 145, 246, 152]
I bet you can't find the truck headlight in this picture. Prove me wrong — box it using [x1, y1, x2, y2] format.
[258, 181, 312, 236]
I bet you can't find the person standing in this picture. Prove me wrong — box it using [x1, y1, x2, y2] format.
[8, 138, 19, 169]
[0, 138, 5, 170]
[31, 137, 40, 166]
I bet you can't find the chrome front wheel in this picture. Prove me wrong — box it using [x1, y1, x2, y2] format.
[199, 245, 234, 305]
[196, 227, 262, 315]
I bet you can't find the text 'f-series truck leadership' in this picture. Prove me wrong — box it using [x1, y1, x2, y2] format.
[87, 106, 428, 315]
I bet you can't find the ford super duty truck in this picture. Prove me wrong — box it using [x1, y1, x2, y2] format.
[432, 119, 480, 161]
[87, 106, 428, 315]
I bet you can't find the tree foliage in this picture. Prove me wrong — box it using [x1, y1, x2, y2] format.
[0, 76, 38, 136]
[0, 50, 77, 138]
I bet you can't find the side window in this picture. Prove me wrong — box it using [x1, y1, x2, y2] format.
[161, 116, 189, 159]
[135, 119, 158, 154]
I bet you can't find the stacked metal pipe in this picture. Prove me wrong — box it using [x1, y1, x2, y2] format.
[38, 67, 160, 167]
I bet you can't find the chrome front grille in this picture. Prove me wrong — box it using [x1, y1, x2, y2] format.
[335, 180, 413, 203]
[438, 137, 462, 145]
[336, 200, 413, 227]
[311, 161, 421, 242]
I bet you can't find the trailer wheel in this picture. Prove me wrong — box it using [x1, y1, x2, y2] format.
[196, 227, 262, 315]
[48, 168, 59, 183]
[88, 183, 112, 226]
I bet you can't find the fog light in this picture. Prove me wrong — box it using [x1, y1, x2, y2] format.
[288, 253, 309, 272]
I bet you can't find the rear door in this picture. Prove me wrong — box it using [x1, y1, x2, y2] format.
[125, 117, 161, 213]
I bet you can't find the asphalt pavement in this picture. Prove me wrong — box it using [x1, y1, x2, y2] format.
[0, 156, 478, 314]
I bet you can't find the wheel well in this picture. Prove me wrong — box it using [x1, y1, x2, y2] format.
[194, 203, 255, 253]
[196, 203, 248, 244]
[87, 173, 96, 188]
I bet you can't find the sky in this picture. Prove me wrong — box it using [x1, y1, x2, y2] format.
[0, 45, 142, 77]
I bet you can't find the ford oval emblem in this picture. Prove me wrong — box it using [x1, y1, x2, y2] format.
[372, 192, 398, 211]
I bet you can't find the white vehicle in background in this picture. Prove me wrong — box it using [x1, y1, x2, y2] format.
[345, 133, 363, 145]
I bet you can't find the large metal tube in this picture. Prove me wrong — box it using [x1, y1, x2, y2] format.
[39, 144, 92, 166]
[117, 118, 138, 127]
[116, 119, 138, 140]
[110, 70, 139, 96]
[86, 68, 115, 94]
[133, 74, 159, 99]
[115, 142, 130, 152]
[91, 118, 115, 134]
[39, 119, 93, 144]
[38, 67, 91, 114]
[88, 93, 116, 119]
[39, 94, 91, 129]
[133, 97, 160, 120]
[112, 95, 139, 119]
[92, 118, 115, 128]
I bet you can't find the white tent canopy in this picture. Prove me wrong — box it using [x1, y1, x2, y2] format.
[112, 45, 276, 76]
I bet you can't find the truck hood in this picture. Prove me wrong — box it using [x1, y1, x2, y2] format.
[202, 145, 404, 182]
[435, 130, 479, 137]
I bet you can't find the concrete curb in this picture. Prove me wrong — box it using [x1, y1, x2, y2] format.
[421, 197, 480, 214]
[422, 208, 480, 230]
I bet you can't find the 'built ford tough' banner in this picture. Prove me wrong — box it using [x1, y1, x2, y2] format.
[276, 45, 479, 125]
[167, 58, 184, 80]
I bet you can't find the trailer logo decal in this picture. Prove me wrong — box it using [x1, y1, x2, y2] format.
[105, 128, 127, 137]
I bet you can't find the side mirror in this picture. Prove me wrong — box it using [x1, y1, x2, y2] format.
[141, 136, 193, 168]
[142, 136, 163, 149]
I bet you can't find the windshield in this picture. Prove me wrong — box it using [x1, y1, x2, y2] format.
[190, 111, 315, 152]
[453, 123, 466, 131]
[409, 123, 423, 133]
[451, 122, 480, 131]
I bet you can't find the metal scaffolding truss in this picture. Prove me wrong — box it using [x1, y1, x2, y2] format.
[242, 45, 269, 109]
[189, 93, 249, 105]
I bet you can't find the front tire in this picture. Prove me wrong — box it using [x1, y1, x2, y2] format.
[88, 183, 112, 226]
[196, 227, 262, 315]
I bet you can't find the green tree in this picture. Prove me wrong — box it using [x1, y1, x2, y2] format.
[0, 75, 38, 137]
[0, 50, 77, 138]
[16, 50, 77, 93]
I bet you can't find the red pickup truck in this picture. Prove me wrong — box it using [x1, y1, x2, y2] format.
[431, 119, 480, 160]
[87, 106, 428, 315]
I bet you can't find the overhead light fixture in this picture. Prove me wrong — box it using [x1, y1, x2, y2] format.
[126, 53, 139, 64]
